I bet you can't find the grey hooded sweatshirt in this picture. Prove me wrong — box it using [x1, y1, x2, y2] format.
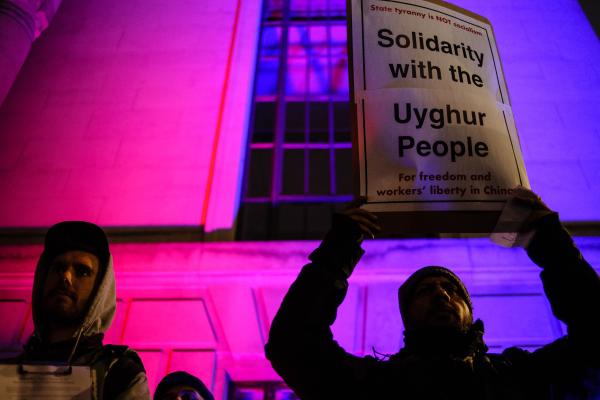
[16, 251, 151, 399]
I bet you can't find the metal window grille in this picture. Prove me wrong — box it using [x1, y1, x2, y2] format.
[238, 0, 353, 240]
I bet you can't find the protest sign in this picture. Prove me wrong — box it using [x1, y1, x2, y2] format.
[347, 0, 529, 233]
[0, 364, 93, 399]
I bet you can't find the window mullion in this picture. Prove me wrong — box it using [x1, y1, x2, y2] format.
[271, 0, 292, 204]
[327, 1, 337, 196]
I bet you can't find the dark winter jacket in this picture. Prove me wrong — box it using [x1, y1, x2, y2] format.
[8, 251, 150, 399]
[265, 213, 600, 399]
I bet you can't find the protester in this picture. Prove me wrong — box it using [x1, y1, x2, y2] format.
[8, 221, 149, 399]
[154, 371, 214, 400]
[266, 188, 600, 399]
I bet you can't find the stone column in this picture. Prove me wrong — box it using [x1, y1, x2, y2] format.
[0, 0, 62, 106]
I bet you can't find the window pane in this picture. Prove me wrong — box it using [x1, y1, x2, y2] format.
[261, 26, 282, 56]
[289, 0, 308, 18]
[308, 56, 330, 94]
[335, 148, 353, 194]
[286, 57, 307, 95]
[309, 102, 329, 142]
[309, 26, 328, 57]
[331, 56, 348, 94]
[330, 25, 347, 55]
[253, 102, 275, 143]
[285, 102, 305, 130]
[266, 0, 284, 20]
[288, 26, 308, 58]
[333, 101, 351, 142]
[246, 149, 273, 197]
[256, 57, 279, 96]
[253, 131, 275, 143]
[309, 150, 330, 195]
[285, 102, 305, 143]
[328, 0, 346, 17]
[282, 149, 305, 194]
[290, 0, 329, 18]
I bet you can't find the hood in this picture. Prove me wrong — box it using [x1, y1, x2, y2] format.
[31, 251, 117, 340]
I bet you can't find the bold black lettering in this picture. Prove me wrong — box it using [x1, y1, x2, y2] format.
[425, 35, 439, 52]
[427, 61, 442, 80]
[474, 141, 489, 157]
[396, 33, 410, 48]
[432, 141, 448, 156]
[377, 29, 394, 47]
[413, 107, 427, 129]
[394, 103, 412, 124]
[389, 63, 411, 78]
[446, 104, 461, 124]
[450, 141, 465, 162]
[478, 112, 486, 125]
[416, 140, 431, 156]
[429, 108, 444, 129]
[398, 136, 415, 157]
[463, 110, 477, 125]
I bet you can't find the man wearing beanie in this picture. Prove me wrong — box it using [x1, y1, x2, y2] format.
[266, 188, 599, 399]
[5, 221, 150, 399]
[154, 371, 214, 400]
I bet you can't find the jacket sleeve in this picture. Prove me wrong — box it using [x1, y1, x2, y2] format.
[265, 214, 375, 399]
[525, 213, 600, 353]
[505, 213, 600, 389]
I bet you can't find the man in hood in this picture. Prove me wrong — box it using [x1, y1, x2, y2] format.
[265, 188, 600, 399]
[15, 221, 150, 399]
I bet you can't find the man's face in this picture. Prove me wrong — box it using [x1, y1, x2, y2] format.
[406, 276, 472, 331]
[41, 250, 100, 325]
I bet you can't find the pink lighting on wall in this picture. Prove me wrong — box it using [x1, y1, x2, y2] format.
[0, 0, 261, 231]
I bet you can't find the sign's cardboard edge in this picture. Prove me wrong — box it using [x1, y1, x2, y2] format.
[373, 210, 502, 234]
[347, 0, 362, 201]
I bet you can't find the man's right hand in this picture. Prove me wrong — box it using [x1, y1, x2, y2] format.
[341, 202, 382, 239]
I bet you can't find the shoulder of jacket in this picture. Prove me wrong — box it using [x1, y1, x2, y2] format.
[101, 345, 144, 369]
[101, 345, 149, 399]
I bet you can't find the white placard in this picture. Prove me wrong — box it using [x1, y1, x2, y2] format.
[0, 364, 94, 400]
[349, 0, 529, 218]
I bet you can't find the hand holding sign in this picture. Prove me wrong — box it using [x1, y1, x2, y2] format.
[343, 201, 382, 239]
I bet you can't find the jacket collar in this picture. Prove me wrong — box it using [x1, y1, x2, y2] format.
[400, 319, 488, 359]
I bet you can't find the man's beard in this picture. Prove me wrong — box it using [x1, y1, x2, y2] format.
[41, 289, 85, 327]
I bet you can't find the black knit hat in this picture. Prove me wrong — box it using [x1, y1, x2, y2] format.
[154, 371, 214, 400]
[44, 221, 109, 267]
[398, 266, 472, 327]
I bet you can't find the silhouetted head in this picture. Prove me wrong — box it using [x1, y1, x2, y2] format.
[399, 266, 473, 332]
[154, 371, 214, 400]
